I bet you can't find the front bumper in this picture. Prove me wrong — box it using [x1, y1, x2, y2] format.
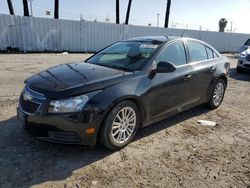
[17, 106, 102, 145]
[17, 85, 104, 145]
[238, 56, 250, 70]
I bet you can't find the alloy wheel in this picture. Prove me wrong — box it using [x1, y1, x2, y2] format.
[213, 82, 224, 106]
[111, 107, 136, 144]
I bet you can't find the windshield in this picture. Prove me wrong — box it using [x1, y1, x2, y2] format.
[86, 41, 160, 71]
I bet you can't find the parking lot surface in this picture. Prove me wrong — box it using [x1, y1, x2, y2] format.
[0, 53, 249, 188]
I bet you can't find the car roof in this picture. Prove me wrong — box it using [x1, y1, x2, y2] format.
[123, 36, 179, 43]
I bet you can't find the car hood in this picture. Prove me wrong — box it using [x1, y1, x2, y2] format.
[26, 62, 133, 99]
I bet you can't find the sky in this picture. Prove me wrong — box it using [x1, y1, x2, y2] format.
[0, 0, 249, 34]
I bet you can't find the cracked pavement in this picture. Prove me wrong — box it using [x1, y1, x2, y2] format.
[0, 53, 249, 188]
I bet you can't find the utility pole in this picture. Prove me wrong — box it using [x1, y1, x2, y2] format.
[157, 13, 160, 27]
[54, 0, 59, 19]
[116, 0, 120, 24]
[164, 0, 171, 28]
[125, 0, 132, 25]
[23, 0, 29, 16]
[28, 0, 33, 16]
[7, 0, 15, 15]
[230, 21, 233, 33]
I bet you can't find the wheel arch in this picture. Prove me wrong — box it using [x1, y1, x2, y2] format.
[105, 95, 146, 126]
[217, 74, 228, 87]
[207, 73, 228, 101]
[96, 95, 146, 142]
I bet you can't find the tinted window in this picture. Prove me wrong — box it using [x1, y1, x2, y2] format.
[156, 41, 186, 66]
[187, 41, 207, 62]
[87, 41, 160, 71]
[244, 39, 250, 46]
[206, 47, 214, 59]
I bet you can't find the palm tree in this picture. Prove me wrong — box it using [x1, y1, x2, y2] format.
[22, 0, 29, 16]
[54, 0, 59, 19]
[7, 0, 15, 15]
[116, 0, 119, 24]
[125, 0, 132, 25]
[219, 18, 228, 32]
[164, 0, 171, 28]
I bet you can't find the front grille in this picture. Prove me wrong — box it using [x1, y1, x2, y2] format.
[246, 55, 250, 61]
[244, 64, 250, 68]
[19, 86, 46, 114]
[19, 94, 40, 114]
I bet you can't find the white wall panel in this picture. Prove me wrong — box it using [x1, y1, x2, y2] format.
[0, 14, 249, 52]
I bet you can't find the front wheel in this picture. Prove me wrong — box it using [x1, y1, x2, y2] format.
[100, 101, 140, 150]
[207, 79, 226, 109]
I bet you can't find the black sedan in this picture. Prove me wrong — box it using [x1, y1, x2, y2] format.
[17, 36, 230, 150]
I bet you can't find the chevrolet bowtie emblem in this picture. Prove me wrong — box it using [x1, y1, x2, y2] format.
[23, 91, 33, 101]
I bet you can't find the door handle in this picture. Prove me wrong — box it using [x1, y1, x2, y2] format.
[183, 74, 192, 81]
[209, 66, 216, 73]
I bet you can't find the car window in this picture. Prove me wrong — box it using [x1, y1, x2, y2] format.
[206, 47, 214, 59]
[156, 41, 186, 66]
[86, 41, 160, 71]
[244, 39, 250, 46]
[213, 52, 219, 58]
[187, 41, 208, 62]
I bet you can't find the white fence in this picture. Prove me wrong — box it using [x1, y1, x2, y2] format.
[0, 14, 249, 53]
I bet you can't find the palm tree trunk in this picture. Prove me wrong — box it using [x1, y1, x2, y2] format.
[164, 0, 171, 28]
[116, 0, 119, 24]
[22, 0, 29, 16]
[7, 0, 15, 15]
[54, 0, 59, 19]
[125, 0, 132, 25]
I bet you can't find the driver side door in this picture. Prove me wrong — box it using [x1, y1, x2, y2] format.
[144, 41, 195, 120]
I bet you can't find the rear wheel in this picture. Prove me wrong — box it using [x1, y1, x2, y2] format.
[208, 79, 226, 109]
[237, 66, 245, 73]
[100, 101, 139, 150]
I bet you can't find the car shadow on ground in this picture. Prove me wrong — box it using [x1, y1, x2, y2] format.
[0, 105, 210, 187]
[229, 68, 250, 81]
[135, 105, 210, 140]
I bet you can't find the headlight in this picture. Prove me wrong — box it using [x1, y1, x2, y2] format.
[48, 91, 101, 113]
[240, 52, 247, 57]
[49, 95, 89, 113]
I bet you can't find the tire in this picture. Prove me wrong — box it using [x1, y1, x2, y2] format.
[237, 66, 245, 73]
[207, 79, 226, 109]
[100, 100, 140, 150]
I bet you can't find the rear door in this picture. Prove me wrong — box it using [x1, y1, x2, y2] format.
[185, 40, 218, 102]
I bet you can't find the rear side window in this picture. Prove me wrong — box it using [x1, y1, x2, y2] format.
[187, 41, 207, 62]
[156, 41, 186, 66]
[206, 47, 214, 59]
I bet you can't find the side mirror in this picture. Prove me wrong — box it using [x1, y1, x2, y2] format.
[151, 61, 176, 75]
